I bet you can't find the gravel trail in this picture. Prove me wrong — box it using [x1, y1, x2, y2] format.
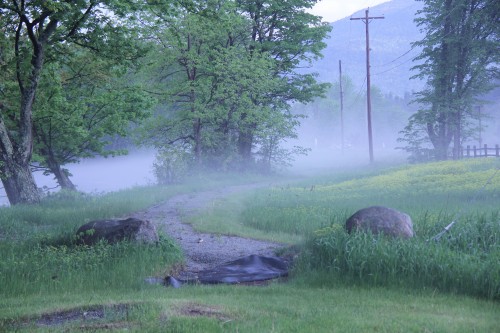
[130, 183, 284, 276]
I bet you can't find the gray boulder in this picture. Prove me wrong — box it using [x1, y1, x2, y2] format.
[76, 217, 159, 245]
[345, 206, 414, 238]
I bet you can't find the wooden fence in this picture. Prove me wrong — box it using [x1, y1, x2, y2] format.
[462, 144, 500, 158]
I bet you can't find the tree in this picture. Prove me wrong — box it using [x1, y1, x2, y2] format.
[141, 1, 244, 168]
[140, 0, 330, 173]
[31, 51, 153, 190]
[202, 45, 283, 170]
[402, 0, 499, 160]
[0, 0, 146, 204]
[235, 0, 331, 167]
[141, 1, 281, 171]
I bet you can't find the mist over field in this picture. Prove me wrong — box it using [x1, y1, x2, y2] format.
[1, 102, 496, 206]
[1, 0, 497, 206]
[0, 151, 156, 206]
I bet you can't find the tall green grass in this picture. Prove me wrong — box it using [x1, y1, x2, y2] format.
[0, 186, 184, 298]
[1, 163, 499, 331]
[0, 172, 275, 299]
[239, 159, 500, 299]
[0, 233, 182, 297]
[0, 189, 182, 298]
[302, 223, 500, 299]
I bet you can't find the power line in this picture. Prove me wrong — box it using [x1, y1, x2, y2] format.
[372, 56, 414, 76]
[346, 76, 367, 110]
[374, 45, 417, 68]
[371, 12, 463, 77]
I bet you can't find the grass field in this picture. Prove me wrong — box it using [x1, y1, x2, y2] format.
[1, 159, 499, 332]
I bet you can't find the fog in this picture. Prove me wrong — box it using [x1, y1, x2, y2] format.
[287, 87, 500, 175]
[0, 150, 156, 206]
[287, 123, 409, 176]
[0, 105, 497, 206]
[0, 140, 405, 207]
[290, 142, 408, 174]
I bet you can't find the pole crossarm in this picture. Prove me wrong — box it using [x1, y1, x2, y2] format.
[350, 16, 385, 21]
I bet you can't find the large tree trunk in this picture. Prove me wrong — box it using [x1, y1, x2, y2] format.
[0, 158, 40, 205]
[237, 128, 254, 168]
[46, 156, 77, 191]
[0, 16, 57, 205]
[193, 117, 202, 168]
[0, 116, 41, 204]
[53, 167, 76, 191]
[427, 111, 453, 161]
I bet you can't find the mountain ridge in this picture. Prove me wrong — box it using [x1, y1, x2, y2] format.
[312, 0, 424, 97]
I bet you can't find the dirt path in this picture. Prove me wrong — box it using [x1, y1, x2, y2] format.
[130, 183, 285, 277]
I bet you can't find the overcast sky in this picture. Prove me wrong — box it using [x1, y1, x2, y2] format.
[308, 0, 392, 22]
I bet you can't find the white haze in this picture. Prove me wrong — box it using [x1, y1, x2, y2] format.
[0, 115, 497, 206]
[0, 150, 156, 206]
[287, 119, 409, 176]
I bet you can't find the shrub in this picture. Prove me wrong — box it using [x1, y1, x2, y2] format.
[153, 146, 191, 184]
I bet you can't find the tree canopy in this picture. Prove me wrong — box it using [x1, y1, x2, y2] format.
[0, 0, 149, 203]
[0, 0, 331, 203]
[140, 0, 330, 176]
[400, 0, 499, 160]
[31, 50, 153, 190]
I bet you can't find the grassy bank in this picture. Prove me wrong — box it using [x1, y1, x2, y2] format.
[0, 172, 271, 300]
[191, 159, 500, 300]
[242, 159, 500, 300]
[1, 160, 499, 332]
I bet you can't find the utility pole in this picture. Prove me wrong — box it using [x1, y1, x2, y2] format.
[350, 8, 384, 163]
[339, 60, 344, 153]
[477, 106, 482, 149]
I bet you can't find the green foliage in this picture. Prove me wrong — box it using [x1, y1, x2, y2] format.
[140, 0, 331, 173]
[31, 49, 154, 189]
[0, 0, 152, 203]
[397, 117, 435, 163]
[402, 0, 500, 159]
[153, 146, 192, 184]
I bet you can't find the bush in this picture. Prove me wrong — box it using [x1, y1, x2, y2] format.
[153, 146, 192, 185]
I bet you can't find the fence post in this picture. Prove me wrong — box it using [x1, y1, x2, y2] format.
[484, 144, 488, 157]
[466, 145, 470, 157]
[473, 145, 477, 157]
[496, 144, 499, 157]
